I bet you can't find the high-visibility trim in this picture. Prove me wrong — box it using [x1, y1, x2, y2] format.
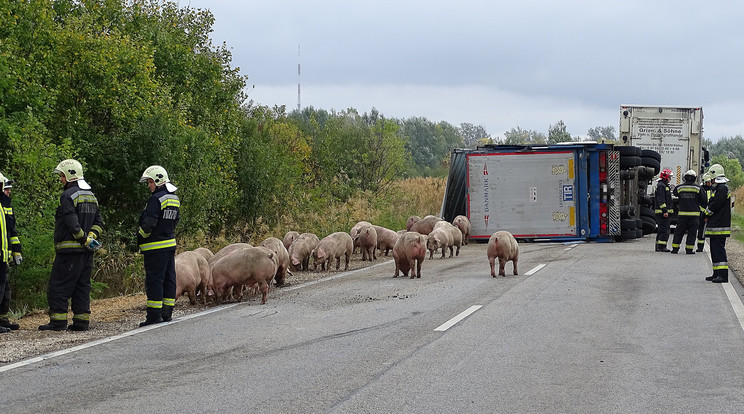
[138, 227, 151, 238]
[159, 194, 180, 210]
[3, 207, 12, 215]
[659, 203, 667, 208]
[55, 241, 85, 250]
[50, 313, 67, 321]
[676, 187, 700, 193]
[657, 240, 668, 245]
[139, 238, 176, 252]
[685, 244, 694, 250]
[147, 300, 163, 309]
[706, 226, 731, 236]
[0, 207, 8, 262]
[90, 225, 103, 235]
[10, 236, 19, 245]
[712, 262, 729, 270]
[73, 313, 90, 321]
[678, 211, 700, 216]
[671, 243, 680, 248]
[73, 229, 85, 239]
[163, 298, 176, 307]
[70, 190, 99, 207]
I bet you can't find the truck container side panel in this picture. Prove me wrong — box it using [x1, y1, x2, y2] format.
[467, 151, 578, 239]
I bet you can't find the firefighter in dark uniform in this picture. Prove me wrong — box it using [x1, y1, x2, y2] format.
[670, 170, 707, 254]
[137, 165, 180, 327]
[0, 173, 22, 333]
[704, 164, 731, 283]
[695, 172, 713, 252]
[39, 159, 103, 331]
[654, 168, 674, 252]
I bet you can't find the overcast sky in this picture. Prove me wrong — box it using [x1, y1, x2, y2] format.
[178, 0, 743, 141]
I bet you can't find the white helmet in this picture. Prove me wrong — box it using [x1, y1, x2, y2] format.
[0, 172, 12, 190]
[140, 165, 177, 192]
[54, 159, 84, 181]
[708, 164, 725, 178]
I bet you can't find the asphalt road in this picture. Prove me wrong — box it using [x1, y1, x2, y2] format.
[2, 237, 744, 413]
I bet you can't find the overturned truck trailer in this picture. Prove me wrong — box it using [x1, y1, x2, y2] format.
[441, 143, 624, 242]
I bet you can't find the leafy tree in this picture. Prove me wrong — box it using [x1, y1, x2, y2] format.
[587, 125, 617, 142]
[710, 155, 744, 190]
[459, 123, 489, 148]
[502, 126, 546, 145]
[548, 120, 573, 144]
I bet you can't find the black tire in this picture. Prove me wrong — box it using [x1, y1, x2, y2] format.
[621, 219, 637, 231]
[618, 146, 642, 157]
[638, 165, 657, 181]
[621, 229, 638, 240]
[641, 149, 661, 162]
[636, 228, 644, 238]
[641, 206, 655, 218]
[621, 205, 636, 219]
[620, 156, 641, 169]
[641, 215, 657, 234]
[641, 157, 661, 174]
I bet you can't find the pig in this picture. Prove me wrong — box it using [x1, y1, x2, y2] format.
[426, 225, 453, 259]
[282, 231, 299, 251]
[211, 245, 278, 304]
[209, 243, 252, 266]
[259, 236, 291, 286]
[312, 232, 354, 271]
[406, 215, 421, 231]
[372, 225, 399, 256]
[193, 247, 214, 261]
[393, 231, 427, 279]
[288, 232, 320, 271]
[410, 215, 443, 235]
[350, 220, 372, 253]
[434, 221, 462, 257]
[355, 225, 378, 261]
[487, 230, 519, 277]
[452, 215, 472, 245]
[175, 251, 208, 305]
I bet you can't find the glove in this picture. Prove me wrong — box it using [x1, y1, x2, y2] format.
[12, 252, 22, 266]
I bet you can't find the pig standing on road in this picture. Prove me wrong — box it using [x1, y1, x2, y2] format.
[372, 225, 399, 256]
[211, 246, 278, 304]
[452, 215, 471, 245]
[410, 215, 443, 235]
[355, 225, 378, 261]
[282, 231, 299, 251]
[312, 232, 353, 271]
[209, 243, 252, 267]
[175, 251, 211, 305]
[393, 231, 427, 279]
[259, 237, 292, 286]
[426, 225, 453, 259]
[406, 215, 421, 231]
[288, 232, 320, 271]
[487, 231, 519, 277]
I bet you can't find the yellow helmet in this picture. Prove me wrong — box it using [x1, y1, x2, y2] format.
[53, 159, 84, 181]
[708, 164, 725, 178]
[140, 165, 177, 191]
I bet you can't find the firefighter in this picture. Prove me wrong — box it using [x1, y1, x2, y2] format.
[704, 164, 731, 283]
[696, 172, 713, 252]
[137, 165, 180, 327]
[0, 173, 22, 333]
[654, 168, 674, 252]
[670, 170, 706, 254]
[39, 159, 103, 331]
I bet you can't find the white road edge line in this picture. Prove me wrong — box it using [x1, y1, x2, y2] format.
[434, 305, 482, 332]
[525, 264, 546, 276]
[722, 282, 744, 332]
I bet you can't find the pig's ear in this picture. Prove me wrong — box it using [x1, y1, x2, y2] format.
[434, 236, 440, 243]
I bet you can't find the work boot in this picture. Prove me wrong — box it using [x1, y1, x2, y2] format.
[0, 326, 10, 334]
[68, 321, 89, 332]
[670, 248, 679, 254]
[656, 245, 670, 252]
[161, 305, 174, 322]
[38, 320, 68, 331]
[696, 247, 704, 253]
[686, 250, 695, 255]
[0, 319, 19, 330]
[711, 276, 729, 283]
[705, 275, 716, 281]
[139, 307, 164, 327]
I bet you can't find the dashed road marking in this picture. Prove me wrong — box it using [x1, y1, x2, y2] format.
[434, 305, 482, 332]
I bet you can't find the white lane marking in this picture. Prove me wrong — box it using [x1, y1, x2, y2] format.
[434, 305, 482, 332]
[0, 303, 242, 373]
[525, 264, 546, 276]
[722, 282, 744, 332]
[564, 244, 579, 251]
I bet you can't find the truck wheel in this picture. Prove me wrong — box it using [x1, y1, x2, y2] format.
[620, 156, 641, 169]
[621, 229, 638, 240]
[618, 146, 642, 157]
[641, 157, 660, 174]
[621, 219, 636, 231]
[641, 206, 655, 218]
[636, 228, 644, 238]
[637, 165, 656, 181]
[641, 149, 661, 162]
[641, 215, 657, 234]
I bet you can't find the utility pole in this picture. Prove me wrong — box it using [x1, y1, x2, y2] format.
[297, 44, 301, 112]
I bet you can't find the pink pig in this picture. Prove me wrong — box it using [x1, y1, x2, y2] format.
[487, 231, 519, 277]
[393, 231, 427, 279]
